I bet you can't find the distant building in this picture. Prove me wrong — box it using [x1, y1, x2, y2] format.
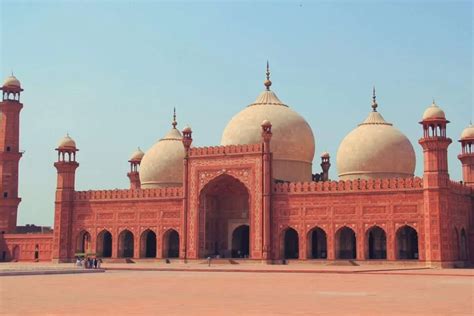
[15, 225, 53, 234]
[0, 67, 472, 267]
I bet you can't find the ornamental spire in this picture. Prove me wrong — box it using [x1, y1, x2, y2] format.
[371, 86, 378, 112]
[172, 107, 177, 129]
[264, 60, 272, 91]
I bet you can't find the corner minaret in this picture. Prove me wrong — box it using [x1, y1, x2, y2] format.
[458, 123, 474, 187]
[320, 152, 331, 181]
[418, 100, 452, 266]
[0, 75, 24, 233]
[52, 134, 79, 262]
[127, 148, 144, 189]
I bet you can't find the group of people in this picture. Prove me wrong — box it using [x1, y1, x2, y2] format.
[75, 257, 102, 269]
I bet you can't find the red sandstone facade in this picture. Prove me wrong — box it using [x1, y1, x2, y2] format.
[0, 79, 473, 267]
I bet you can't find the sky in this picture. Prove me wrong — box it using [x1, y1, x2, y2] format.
[1, 1, 472, 226]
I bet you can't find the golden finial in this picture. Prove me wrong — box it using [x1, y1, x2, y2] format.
[264, 60, 272, 91]
[172, 107, 177, 129]
[371, 86, 378, 112]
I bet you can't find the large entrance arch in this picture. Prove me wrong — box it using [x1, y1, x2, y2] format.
[231, 225, 249, 258]
[199, 175, 250, 258]
[396, 225, 418, 260]
[335, 227, 356, 259]
[96, 230, 112, 258]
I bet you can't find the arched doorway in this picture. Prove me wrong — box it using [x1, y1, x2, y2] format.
[76, 230, 91, 254]
[454, 228, 460, 260]
[460, 229, 468, 261]
[396, 225, 418, 259]
[163, 229, 179, 258]
[283, 228, 299, 259]
[366, 226, 387, 259]
[118, 230, 134, 258]
[12, 246, 20, 261]
[231, 225, 249, 258]
[199, 175, 250, 258]
[336, 227, 356, 259]
[96, 230, 112, 258]
[140, 230, 156, 258]
[307, 227, 327, 259]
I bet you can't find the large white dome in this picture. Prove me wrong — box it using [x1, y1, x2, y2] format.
[221, 83, 315, 182]
[140, 123, 184, 188]
[337, 100, 416, 180]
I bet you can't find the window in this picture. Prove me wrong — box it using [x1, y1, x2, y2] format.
[3, 192, 8, 198]
[6, 146, 11, 152]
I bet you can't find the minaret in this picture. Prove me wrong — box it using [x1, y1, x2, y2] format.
[261, 119, 273, 260]
[458, 123, 474, 187]
[418, 100, 452, 265]
[181, 125, 193, 260]
[127, 147, 144, 189]
[0, 75, 23, 233]
[320, 152, 331, 181]
[52, 134, 79, 263]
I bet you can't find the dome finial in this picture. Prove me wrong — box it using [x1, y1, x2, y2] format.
[371, 86, 378, 112]
[172, 107, 177, 129]
[264, 60, 272, 91]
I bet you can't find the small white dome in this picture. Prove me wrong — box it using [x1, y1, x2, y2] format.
[140, 127, 184, 188]
[321, 151, 330, 159]
[461, 123, 474, 140]
[422, 101, 445, 120]
[129, 147, 144, 162]
[57, 134, 76, 150]
[2, 75, 21, 88]
[337, 108, 416, 180]
[221, 88, 315, 182]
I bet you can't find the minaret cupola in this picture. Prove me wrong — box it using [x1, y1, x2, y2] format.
[1, 74, 23, 102]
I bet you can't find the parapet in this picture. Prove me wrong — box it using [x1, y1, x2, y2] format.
[74, 187, 183, 201]
[273, 177, 424, 194]
[189, 144, 262, 157]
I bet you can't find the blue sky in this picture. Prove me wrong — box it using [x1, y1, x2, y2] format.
[1, 1, 472, 226]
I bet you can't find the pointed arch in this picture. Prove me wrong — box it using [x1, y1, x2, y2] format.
[280, 227, 299, 259]
[76, 230, 91, 254]
[118, 229, 134, 258]
[307, 226, 327, 259]
[335, 226, 356, 259]
[96, 230, 112, 258]
[163, 229, 179, 258]
[396, 225, 418, 260]
[140, 229, 157, 258]
[365, 226, 387, 259]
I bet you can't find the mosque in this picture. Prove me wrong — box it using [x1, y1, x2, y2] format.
[0, 66, 473, 267]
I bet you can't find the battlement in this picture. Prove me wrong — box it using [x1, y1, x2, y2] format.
[273, 177, 424, 194]
[74, 187, 183, 201]
[448, 180, 472, 195]
[189, 143, 262, 157]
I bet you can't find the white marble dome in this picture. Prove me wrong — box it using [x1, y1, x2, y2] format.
[337, 103, 416, 180]
[2, 75, 21, 88]
[221, 84, 315, 182]
[461, 123, 474, 140]
[140, 124, 184, 188]
[57, 134, 76, 150]
[422, 101, 445, 120]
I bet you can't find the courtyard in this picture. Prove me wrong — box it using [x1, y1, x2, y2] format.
[1, 265, 472, 315]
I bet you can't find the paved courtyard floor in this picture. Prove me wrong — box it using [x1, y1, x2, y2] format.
[1, 267, 473, 315]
